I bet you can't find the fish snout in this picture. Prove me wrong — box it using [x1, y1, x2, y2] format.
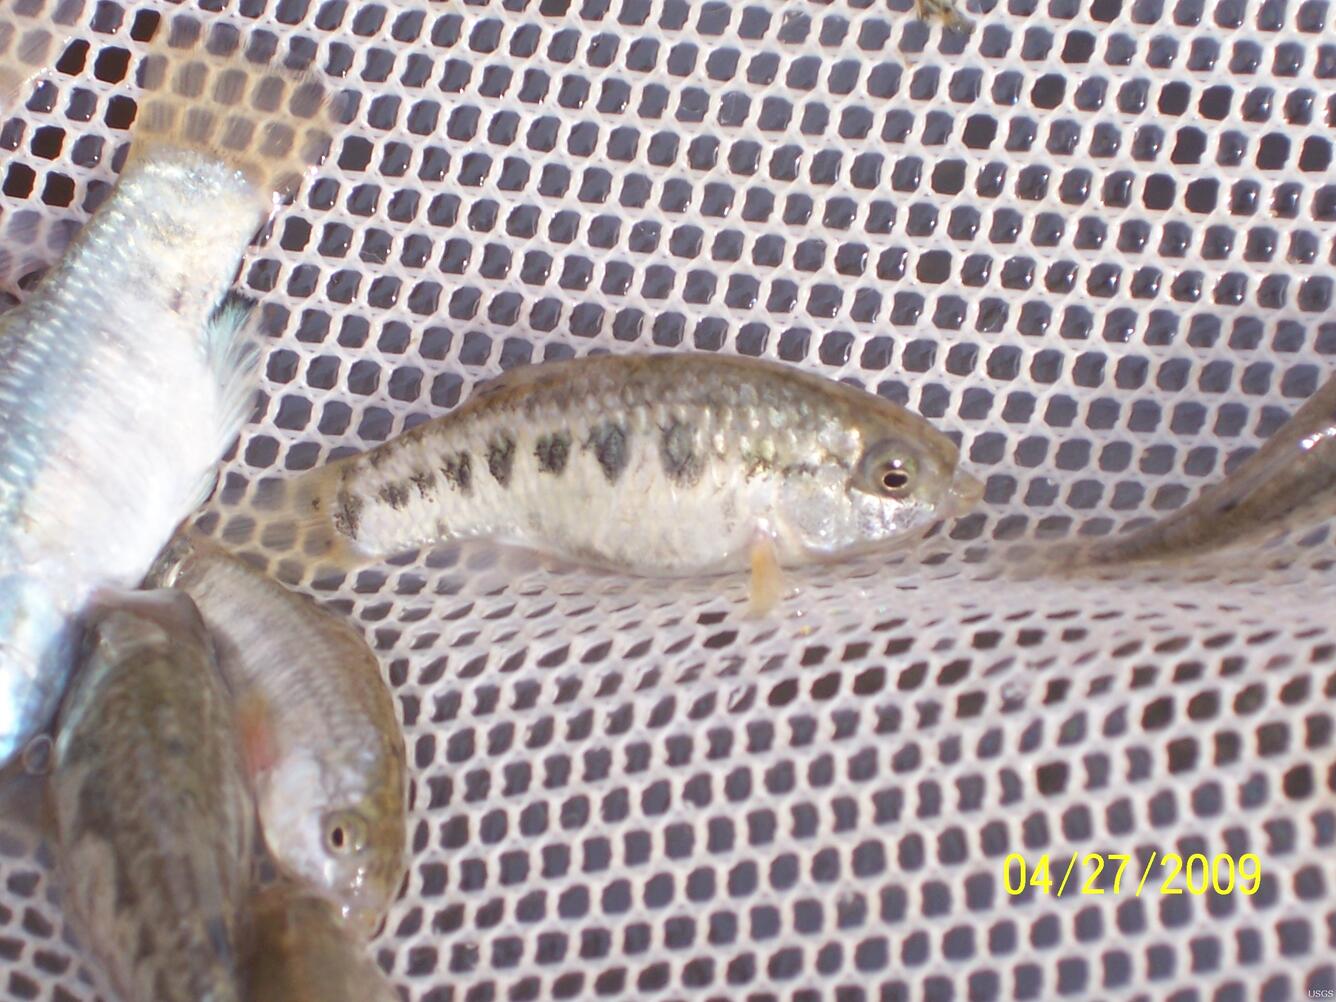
[947, 469, 985, 515]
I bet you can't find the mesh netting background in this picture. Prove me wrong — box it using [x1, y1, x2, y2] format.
[1, 0, 1334, 999]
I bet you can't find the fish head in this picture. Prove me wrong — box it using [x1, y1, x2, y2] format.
[84, 588, 210, 649]
[259, 755, 405, 938]
[0, 574, 77, 766]
[776, 411, 980, 558]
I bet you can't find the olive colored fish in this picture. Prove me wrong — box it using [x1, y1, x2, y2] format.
[1078, 377, 1336, 565]
[48, 589, 253, 1002]
[243, 885, 398, 1002]
[286, 353, 981, 611]
[0, 13, 340, 765]
[148, 533, 407, 936]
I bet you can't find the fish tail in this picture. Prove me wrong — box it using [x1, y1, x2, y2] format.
[176, 293, 262, 513]
[0, 0, 83, 108]
[271, 461, 369, 571]
[130, 13, 344, 201]
[204, 292, 263, 456]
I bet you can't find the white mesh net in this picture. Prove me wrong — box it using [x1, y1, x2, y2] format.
[1, 0, 1334, 999]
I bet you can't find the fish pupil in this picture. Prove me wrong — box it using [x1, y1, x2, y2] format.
[881, 468, 910, 492]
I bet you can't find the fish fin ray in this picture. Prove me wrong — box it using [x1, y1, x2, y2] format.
[181, 293, 261, 512]
[747, 533, 784, 618]
[130, 13, 346, 200]
[204, 292, 263, 454]
[256, 461, 368, 572]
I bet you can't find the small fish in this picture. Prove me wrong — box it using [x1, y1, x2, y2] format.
[1075, 378, 1336, 566]
[0, 13, 339, 765]
[242, 884, 398, 1002]
[284, 353, 981, 611]
[148, 533, 407, 935]
[48, 589, 252, 1002]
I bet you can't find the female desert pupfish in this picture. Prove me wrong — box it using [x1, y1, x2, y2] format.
[49, 589, 253, 1002]
[147, 533, 407, 937]
[0, 12, 340, 766]
[286, 353, 983, 612]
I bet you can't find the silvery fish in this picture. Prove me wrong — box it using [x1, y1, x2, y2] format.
[0, 13, 339, 765]
[48, 589, 252, 1002]
[148, 533, 407, 936]
[1077, 376, 1336, 565]
[285, 353, 982, 611]
[243, 885, 398, 1002]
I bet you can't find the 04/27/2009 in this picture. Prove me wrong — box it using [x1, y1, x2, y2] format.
[1003, 852, 1262, 898]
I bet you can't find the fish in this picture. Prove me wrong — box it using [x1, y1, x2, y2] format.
[47, 588, 253, 1002]
[283, 353, 982, 612]
[1073, 377, 1336, 566]
[147, 532, 407, 936]
[0, 11, 340, 766]
[242, 884, 399, 1002]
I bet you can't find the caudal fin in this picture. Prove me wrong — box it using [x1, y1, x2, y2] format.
[203, 292, 263, 458]
[237, 461, 369, 573]
[131, 13, 342, 201]
[177, 293, 263, 513]
[285, 460, 369, 569]
[0, 0, 82, 109]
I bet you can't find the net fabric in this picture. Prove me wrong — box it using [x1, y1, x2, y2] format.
[1, 0, 1335, 999]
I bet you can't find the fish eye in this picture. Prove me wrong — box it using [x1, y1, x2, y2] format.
[322, 810, 368, 855]
[857, 441, 920, 498]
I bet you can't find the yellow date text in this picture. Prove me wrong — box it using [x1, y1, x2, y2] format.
[1003, 852, 1262, 897]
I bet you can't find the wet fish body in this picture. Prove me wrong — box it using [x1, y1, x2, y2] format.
[148, 533, 407, 934]
[291, 353, 981, 584]
[0, 14, 338, 764]
[243, 885, 398, 1002]
[48, 589, 252, 1002]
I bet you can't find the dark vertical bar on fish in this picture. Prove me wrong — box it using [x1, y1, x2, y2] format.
[282, 354, 982, 607]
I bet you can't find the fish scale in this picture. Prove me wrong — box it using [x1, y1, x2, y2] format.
[286, 352, 982, 594]
[49, 589, 252, 1002]
[146, 532, 407, 938]
[0, 10, 341, 766]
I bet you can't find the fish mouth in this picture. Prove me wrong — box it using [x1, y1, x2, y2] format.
[947, 470, 985, 516]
